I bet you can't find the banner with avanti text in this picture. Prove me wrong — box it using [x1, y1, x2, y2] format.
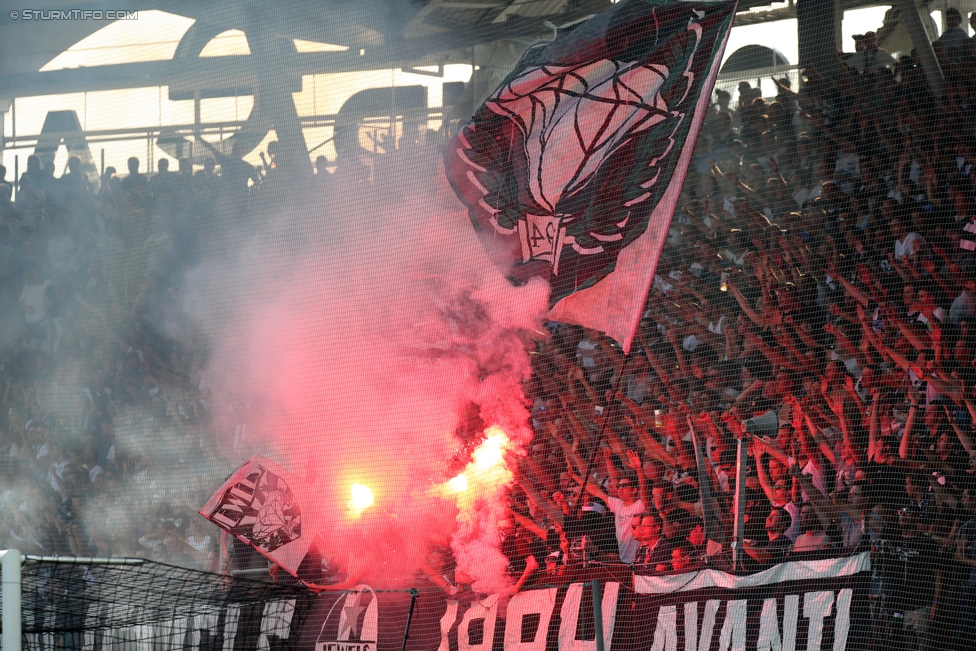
[629, 553, 870, 651]
[72, 553, 867, 650]
[297, 552, 870, 651]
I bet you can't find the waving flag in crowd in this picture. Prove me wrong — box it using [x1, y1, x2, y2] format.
[201, 455, 316, 577]
[445, 0, 737, 352]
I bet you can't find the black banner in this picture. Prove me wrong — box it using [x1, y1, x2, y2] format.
[297, 553, 870, 651]
[60, 553, 868, 651]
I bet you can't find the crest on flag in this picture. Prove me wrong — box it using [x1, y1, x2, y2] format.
[201, 456, 316, 576]
[445, 0, 736, 350]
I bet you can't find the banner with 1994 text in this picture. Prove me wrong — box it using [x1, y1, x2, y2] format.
[89, 553, 868, 650]
[299, 552, 870, 651]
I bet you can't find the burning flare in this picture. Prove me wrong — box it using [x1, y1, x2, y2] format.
[471, 427, 508, 471]
[447, 425, 515, 593]
[348, 483, 375, 512]
[447, 473, 469, 493]
[443, 426, 511, 494]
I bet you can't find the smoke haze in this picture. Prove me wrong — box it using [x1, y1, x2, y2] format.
[182, 147, 549, 592]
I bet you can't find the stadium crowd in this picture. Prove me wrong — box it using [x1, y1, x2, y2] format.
[0, 150, 269, 571]
[495, 15, 976, 651]
[2, 12, 976, 650]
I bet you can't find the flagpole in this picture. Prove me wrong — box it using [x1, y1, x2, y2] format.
[570, 353, 632, 520]
[730, 435, 748, 572]
[687, 416, 727, 559]
[400, 588, 419, 651]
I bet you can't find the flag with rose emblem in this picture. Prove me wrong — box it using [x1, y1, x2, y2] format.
[445, 0, 737, 352]
[200, 455, 317, 577]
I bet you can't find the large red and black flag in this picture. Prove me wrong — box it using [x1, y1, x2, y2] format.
[445, 0, 737, 352]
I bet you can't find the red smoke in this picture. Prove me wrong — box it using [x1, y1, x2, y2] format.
[192, 159, 549, 590]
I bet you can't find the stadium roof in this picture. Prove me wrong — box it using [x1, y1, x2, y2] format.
[0, 0, 906, 101]
[0, 0, 608, 99]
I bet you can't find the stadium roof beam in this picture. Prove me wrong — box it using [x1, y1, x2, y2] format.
[0, 0, 910, 97]
[797, 0, 841, 82]
[0, 6, 602, 100]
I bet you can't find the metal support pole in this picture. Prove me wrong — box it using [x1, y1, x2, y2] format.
[0, 100, 8, 172]
[22, 556, 144, 565]
[230, 567, 273, 581]
[400, 588, 419, 651]
[193, 91, 201, 165]
[248, 16, 312, 184]
[730, 438, 748, 571]
[896, 0, 945, 98]
[797, 0, 840, 83]
[591, 580, 604, 651]
[1, 550, 21, 651]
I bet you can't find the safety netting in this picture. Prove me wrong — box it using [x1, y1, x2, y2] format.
[1, 0, 975, 650]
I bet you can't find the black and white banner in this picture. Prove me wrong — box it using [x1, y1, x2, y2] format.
[629, 553, 869, 651]
[83, 553, 867, 650]
[300, 552, 870, 651]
